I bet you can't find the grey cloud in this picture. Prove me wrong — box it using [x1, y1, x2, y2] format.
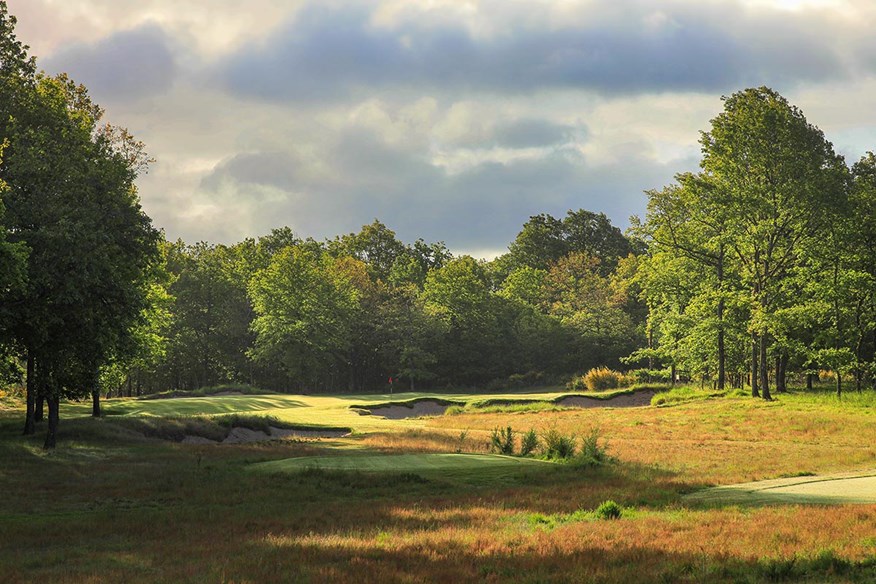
[43, 23, 178, 101]
[217, 1, 846, 102]
[194, 126, 686, 250]
[202, 151, 302, 192]
[491, 119, 578, 149]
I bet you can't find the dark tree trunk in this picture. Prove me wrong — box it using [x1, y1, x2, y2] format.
[716, 248, 725, 391]
[35, 394, 44, 422]
[836, 370, 842, 398]
[92, 389, 101, 418]
[751, 333, 760, 398]
[806, 373, 814, 390]
[760, 334, 771, 400]
[775, 353, 787, 393]
[23, 351, 36, 435]
[43, 394, 59, 450]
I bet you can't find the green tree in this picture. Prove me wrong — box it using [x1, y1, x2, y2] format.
[699, 87, 848, 399]
[249, 246, 359, 390]
[0, 11, 159, 445]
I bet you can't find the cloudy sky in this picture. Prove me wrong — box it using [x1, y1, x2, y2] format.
[8, 0, 876, 257]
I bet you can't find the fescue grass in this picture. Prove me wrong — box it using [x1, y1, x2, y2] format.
[1, 386, 875, 582]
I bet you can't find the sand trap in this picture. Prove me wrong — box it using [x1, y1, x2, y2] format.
[181, 426, 350, 445]
[181, 435, 218, 445]
[557, 389, 657, 408]
[366, 400, 456, 419]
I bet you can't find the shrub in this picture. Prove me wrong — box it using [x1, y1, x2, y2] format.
[490, 426, 515, 455]
[626, 368, 672, 384]
[594, 500, 622, 520]
[520, 428, 539, 456]
[542, 426, 576, 460]
[581, 367, 630, 391]
[575, 427, 610, 466]
[566, 375, 587, 391]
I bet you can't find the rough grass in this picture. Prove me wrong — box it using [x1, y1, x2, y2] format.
[1, 386, 875, 583]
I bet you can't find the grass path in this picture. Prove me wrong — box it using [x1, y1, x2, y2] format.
[687, 469, 876, 504]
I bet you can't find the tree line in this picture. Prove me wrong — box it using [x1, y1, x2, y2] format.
[633, 87, 876, 398]
[108, 213, 643, 396]
[2, 0, 874, 449]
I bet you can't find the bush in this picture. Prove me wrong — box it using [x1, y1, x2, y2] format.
[581, 367, 630, 391]
[575, 427, 610, 466]
[626, 368, 672, 384]
[490, 426, 515, 455]
[520, 428, 539, 456]
[542, 426, 576, 460]
[594, 500, 622, 520]
[566, 376, 587, 391]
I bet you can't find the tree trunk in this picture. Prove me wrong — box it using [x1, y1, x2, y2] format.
[760, 334, 771, 400]
[806, 372, 813, 390]
[716, 248, 725, 391]
[43, 394, 59, 450]
[775, 353, 787, 393]
[23, 351, 36, 435]
[751, 333, 760, 398]
[91, 389, 101, 418]
[836, 370, 842, 398]
[35, 394, 44, 422]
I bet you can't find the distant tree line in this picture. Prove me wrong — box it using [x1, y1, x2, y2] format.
[2, 0, 874, 450]
[108, 213, 643, 395]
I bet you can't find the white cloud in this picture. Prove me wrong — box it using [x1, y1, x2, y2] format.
[6, 0, 876, 256]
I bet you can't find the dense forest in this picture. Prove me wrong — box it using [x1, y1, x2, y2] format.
[0, 2, 874, 451]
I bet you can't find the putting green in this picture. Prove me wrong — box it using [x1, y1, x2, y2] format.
[60, 388, 643, 433]
[251, 453, 555, 475]
[687, 470, 876, 505]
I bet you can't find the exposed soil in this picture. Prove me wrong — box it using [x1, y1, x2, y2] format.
[366, 400, 457, 420]
[364, 390, 658, 419]
[556, 389, 658, 408]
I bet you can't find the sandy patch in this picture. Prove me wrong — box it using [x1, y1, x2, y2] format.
[557, 389, 657, 408]
[181, 435, 218, 445]
[367, 400, 456, 420]
[269, 427, 350, 439]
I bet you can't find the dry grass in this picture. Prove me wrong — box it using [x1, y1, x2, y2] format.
[1, 388, 875, 583]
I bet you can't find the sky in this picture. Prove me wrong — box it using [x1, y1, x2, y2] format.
[7, 0, 876, 257]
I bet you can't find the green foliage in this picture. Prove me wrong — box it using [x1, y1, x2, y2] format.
[541, 426, 576, 460]
[489, 426, 515, 455]
[574, 427, 611, 466]
[594, 500, 622, 520]
[520, 428, 539, 456]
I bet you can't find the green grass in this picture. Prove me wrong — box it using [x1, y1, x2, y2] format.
[253, 453, 558, 485]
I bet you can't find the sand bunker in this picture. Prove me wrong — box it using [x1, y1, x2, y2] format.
[366, 400, 457, 420]
[181, 426, 350, 445]
[556, 389, 657, 408]
[365, 390, 658, 419]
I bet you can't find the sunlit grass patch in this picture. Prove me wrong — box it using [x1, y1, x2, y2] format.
[251, 452, 555, 477]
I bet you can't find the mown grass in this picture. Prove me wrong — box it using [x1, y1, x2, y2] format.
[1, 386, 875, 583]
